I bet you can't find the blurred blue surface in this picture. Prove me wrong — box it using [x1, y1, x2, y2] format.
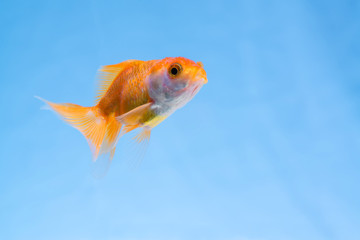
[0, 0, 360, 239]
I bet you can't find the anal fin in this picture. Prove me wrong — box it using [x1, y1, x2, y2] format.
[120, 127, 152, 169]
[133, 127, 151, 144]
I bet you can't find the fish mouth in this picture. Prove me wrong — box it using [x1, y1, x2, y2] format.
[194, 68, 208, 84]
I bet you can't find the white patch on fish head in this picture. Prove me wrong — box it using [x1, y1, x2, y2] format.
[146, 60, 207, 114]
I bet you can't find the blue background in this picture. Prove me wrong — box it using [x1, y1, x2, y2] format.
[1, 0, 359, 239]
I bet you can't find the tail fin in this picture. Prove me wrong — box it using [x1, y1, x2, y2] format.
[36, 97, 151, 175]
[36, 96, 108, 160]
[91, 115, 122, 177]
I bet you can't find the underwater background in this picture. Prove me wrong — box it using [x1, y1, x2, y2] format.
[0, 0, 359, 239]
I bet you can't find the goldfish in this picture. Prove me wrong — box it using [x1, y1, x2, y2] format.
[37, 57, 207, 167]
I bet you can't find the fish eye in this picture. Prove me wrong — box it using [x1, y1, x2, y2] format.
[168, 63, 182, 78]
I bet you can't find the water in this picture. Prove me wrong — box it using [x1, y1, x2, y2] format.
[0, 0, 359, 239]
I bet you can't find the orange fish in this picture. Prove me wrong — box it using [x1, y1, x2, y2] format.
[37, 57, 207, 166]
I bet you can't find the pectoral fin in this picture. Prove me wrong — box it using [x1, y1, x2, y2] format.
[116, 102, 152, 125]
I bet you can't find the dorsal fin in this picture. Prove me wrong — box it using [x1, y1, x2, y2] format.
[95, 60, 138, 104]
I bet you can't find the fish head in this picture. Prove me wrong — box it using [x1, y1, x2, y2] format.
[147, 57, 207, 108]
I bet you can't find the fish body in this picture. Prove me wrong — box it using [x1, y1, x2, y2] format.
[38, 57, 207, 165]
